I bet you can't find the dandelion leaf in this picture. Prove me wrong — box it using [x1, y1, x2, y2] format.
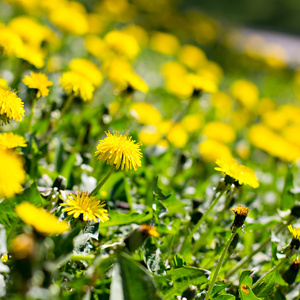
[110, 252, 162, 300]
[239, 270, 260, 300]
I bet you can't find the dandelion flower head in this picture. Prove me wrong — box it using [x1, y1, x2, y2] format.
[60, 191, 109, 223]
[0, 88, 25, 125]
[215, 158, 259, 188]
[15, 202, 70, 235]
[59, 71, 95, 101]
[95, 131, 142, 171]
[0, 149, 25, 198]
[0, 133, 27, 150]
[140, 224, 160, 237]
[288, 225, 300, 241]
[22, 72, 53, 98]
[230, 205, 251, 216]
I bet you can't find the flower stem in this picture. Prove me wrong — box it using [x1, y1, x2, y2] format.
[28, 97, 37, 132]
[225, 219, 291, 278]
[71, 253, 95, 262]
[40, 94, 74, 145]
[90, 165, 116, 196]
[205, 228, 238, 300]
[252, 257, 288, 290]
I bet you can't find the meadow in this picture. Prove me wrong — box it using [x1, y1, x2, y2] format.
[1, 0, 300, 299]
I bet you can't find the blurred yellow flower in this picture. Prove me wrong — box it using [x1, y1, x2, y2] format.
[215, 158, 259, 188]
[138, 127, 161, 146]
[10, 233, 34, 260]
[0, 27, 24, 57]
[104, 30, 140, 59]
[60, 191, 109, 223]
[202, 121, 236, 144]
[210, 91, 233, 119]
[167, 123, 188, 148]
[0, 78, 8, 90]
[0, 254, 8, 263]
[140, 224, 160, 237]
[248, 124, 300, 162]
[19, 44, 45, 68]
[181, 113, 203, 133]
[161, 61, 187, 78]
[282, 125, 300, 148]
[0, 133, 27, 150]
[122, 25, 148, 47]
[22, 72, 53, 98]
[0, 88, 25, 125]
[49, 2, 88, 35]
[178, 44, 207, 70]
[16, 202, 70, 235]
[59, 71, 95, 101]
[230, 79, 259, 109]
[261, 110, 288, 131]
[130, 103, 162, 125]
[150, 32, 180, 56]
[69, 58, 103, 87]
[85, 35, 107, 59]
[8, 16, 55, 48]
[95, 131, 142, 171]
[257, 97, 276, 115]
[198, 139, 233, 163]
[0, 149, 25, 198]
[198, 61, 223, 83]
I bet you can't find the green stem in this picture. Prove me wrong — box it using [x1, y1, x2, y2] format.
[174, 95, 196, 124]
[225, 219, 290, 278]
[205, 228, 238, 300]
[179, 190, 225, 256]
[90, 165, 116, 196]
[252, 257, 288, 290]
[28, 97, 37, 132]
[71, 254, 95, 262]
[40, 94, 74, 145]
[7, 219, 19, 242]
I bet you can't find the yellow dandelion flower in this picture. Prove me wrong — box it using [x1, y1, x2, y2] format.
[140, 224, 160, 237]
[0, 254, 8, 263]
[215, 158, 259, 188]
[0, 133, 27, 150]
[15, 202, 70, 235]
[230, 205, 251, 229]
[22, 72, 53, 98]
[202, 121, 236, 144]
[288, 225, 300, 250]
[0, 149, 25, 198]
[288, 225, 300, 240]
[149, 32, 180, 56]
[95, 131, 142, 171]
[0, 78, 9, 90]
[0, 88, 25, 125]
[178, 44, 207, 70]
[60, 191, 109, 223]
[130, 103, 162, 125]
[10, 233, 34, 260]
[230, 205, 251, 216]
[59, 71, 95, 101]
[69, 58, 103, 87]
[104, 30, 140, 59]
[0, 27, 24, 57]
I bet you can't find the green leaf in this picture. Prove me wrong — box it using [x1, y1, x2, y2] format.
[100, 210, 152, 228]
[211, 283, 230, 298]
[214, 295, 236, 300]
[252, 271, 276, 298]
[239, 270, 260, 300]
[155, 266, 210, 300]
[110, 252, 162, 300]
[281, 166, 295, 210]
[60, 152, 77, 185]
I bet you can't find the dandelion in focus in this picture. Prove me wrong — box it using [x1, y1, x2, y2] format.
[0, 88, 25, 125]
[288, 225, 300, 250]
[215, 158, 259, 188]
[95, 131, 142, 171]
[60, 191, 109, 223]
[230, 205, 251, 229]
[15, 202, 70, 235]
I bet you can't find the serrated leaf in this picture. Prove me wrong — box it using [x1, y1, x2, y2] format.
[100, 210, 152, 228]
[110, 252, 162, 300]
[281, 166, 295, 210]
[252, 271, 276, 298]
[154, 266, 210, 300]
